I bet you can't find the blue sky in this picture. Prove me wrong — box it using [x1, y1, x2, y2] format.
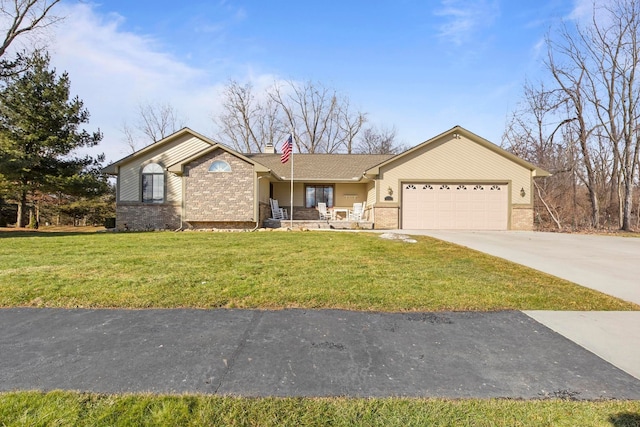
[43, 0, 587, 162]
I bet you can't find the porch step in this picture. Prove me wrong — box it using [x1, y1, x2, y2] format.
[264, 219, 373, 230]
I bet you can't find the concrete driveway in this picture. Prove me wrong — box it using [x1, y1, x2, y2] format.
[400, 230, 640, 379]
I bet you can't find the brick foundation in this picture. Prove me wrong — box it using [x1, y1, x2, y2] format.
[116, 203, 181, 231]
[511, 206, 534, 230]
[186, 221, 256, 230]
[373, 205, 399, 229]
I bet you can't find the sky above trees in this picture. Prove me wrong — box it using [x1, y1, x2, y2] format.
[32, 0, 595, 162]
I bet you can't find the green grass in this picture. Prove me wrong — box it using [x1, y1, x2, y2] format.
[0, 230, 635, 311]
[1, 231, 638, 424]
[1, 391, 639, 426]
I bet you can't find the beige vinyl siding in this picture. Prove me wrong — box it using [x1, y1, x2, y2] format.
[333, 183, 367, 208]
[378, 135, 532, 206]
[366, 181, 376, 206]
[258, 176, 270, 203]
[166, 173, 182, 202]
[271, 182, 304, 208]
[118, 135, 211, 202]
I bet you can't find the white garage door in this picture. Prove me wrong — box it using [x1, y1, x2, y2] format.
[402, 183, 508, 230]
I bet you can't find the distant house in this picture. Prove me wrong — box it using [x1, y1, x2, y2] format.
[102, 126, 549, 231]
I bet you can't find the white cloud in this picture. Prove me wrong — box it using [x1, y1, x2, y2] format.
[434, 0, 500, 46]
[43, 2, 264, 162]
[568, 0, 595, 21]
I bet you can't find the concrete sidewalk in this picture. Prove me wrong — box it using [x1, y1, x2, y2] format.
[1, 308, 639, 399]
[525, 311, 640, 379]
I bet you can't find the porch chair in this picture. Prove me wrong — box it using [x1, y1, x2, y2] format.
[349, 202, 363, 221]
[269, 198, 288, 220]
[317, 202, 332, 220]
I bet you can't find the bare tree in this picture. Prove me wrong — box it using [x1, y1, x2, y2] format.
[213, 80, 285, 153]
[0, 0, 61, 60]
[121, 101, 185, 152]
[503, 81, 581, 230]
[543, 1, 640, 230]
[270, 80, 367, 153]
[214, 79, 379, 154]
[338, 98, 367, 153]
[546, 25, 605, 228]
[582, 0, 640, 231]
[508, 0, 640, 230]
[356, 125, 404, 155]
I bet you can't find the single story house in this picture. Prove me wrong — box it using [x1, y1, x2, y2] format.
[102, 125, 549, 231]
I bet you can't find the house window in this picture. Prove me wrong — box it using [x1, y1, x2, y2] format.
[305, 185, 334, 208]
[209, 160, 231, 172]
[142, 163, 164, 203]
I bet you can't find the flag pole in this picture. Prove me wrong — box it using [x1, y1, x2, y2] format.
[290, 131, 294, 229]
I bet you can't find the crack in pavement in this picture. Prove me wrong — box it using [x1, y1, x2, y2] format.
[212, 310, 263, 393]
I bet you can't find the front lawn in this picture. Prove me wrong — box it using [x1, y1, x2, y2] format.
[1, 391, 639, 427]
[0, 230, 635, 311]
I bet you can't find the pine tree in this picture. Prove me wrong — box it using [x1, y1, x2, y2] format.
[0, 52, 102, 227]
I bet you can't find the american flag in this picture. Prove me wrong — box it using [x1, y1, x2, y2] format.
[280, 134, 292, 163]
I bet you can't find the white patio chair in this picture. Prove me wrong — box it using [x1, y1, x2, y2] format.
[270, 198, 288, 220]
[317, 202, 332, 220]
[349, 202, 363, 221]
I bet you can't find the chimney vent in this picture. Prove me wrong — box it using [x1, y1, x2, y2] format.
[265, 143, 275, 154]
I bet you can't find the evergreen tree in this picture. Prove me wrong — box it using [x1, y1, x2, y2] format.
[0, 52, 102, 227]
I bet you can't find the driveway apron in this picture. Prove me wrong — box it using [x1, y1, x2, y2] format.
[403, 230, 640, 305]
[400, 230, 640, 380]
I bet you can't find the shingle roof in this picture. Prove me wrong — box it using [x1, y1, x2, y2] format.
[245, 153, 394, 181]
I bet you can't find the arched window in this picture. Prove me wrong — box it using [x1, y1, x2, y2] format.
[209, 160, 232, 172]
[142, 163, 164, 203]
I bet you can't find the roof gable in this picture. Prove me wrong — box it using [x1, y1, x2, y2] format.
[365, 126, 550, 177]
[102, 128, 219, 174]
[168, 144, 270, 175]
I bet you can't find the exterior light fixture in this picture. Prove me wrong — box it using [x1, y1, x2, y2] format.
[520, 187, 526, 197]
[385, 186, 394, 201]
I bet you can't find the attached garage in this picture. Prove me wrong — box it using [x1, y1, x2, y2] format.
[401, 183, 508, 230]
[365, 126, 550, 231]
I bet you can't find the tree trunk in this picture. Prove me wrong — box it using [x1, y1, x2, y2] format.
[16, 190, 28, 228]
[587, 184, 600, 229]
[621, 177, 634, 231]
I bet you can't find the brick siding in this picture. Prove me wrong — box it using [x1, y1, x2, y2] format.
[184, 150, 254, 222]
[373, 205, 399, 229]
[511, 206, 534, 230]
[116, 203, 181, 231]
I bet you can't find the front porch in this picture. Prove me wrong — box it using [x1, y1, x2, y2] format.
[264, 206, 373, 229]
[263, 218, 374, 230]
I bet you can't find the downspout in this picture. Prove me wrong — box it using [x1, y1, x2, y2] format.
[175, 168, 186, 231]
[252, 175, 266, 231]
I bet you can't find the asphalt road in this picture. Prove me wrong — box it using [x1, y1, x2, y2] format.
[1, 308, 639, 399]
